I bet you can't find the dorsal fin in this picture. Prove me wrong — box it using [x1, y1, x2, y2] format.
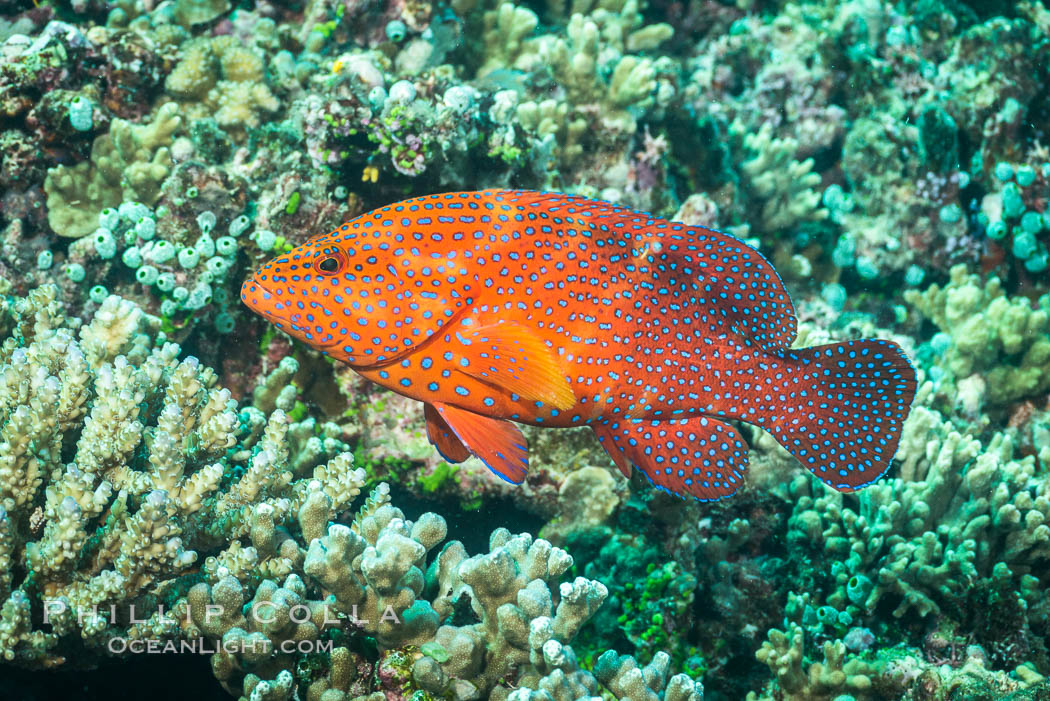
[489, 190, 798, 354]
[689, 231, 798, 353]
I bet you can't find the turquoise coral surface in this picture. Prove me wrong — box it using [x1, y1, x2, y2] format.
[0, 0, 1049, 699]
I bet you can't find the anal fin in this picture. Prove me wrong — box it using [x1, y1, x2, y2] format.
[432, 402, 529, 484]
[454, 321, 575, 411]
[424, 403, 471, 463]
[597, 416, 748, 501]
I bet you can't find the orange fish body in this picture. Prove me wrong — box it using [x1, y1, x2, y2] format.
[242, 190, 916, 500]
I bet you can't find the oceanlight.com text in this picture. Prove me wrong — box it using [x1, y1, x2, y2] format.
[106, 637, 337, 655]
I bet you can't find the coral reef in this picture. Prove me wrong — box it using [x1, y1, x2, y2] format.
[1, 0, 1050, 698]
[0, 284, 702, 699]
[44, 102, 181, 237]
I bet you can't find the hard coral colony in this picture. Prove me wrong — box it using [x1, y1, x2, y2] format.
[0, 0, 1047, 700]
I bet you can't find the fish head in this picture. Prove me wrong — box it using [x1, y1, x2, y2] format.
[241, 227, 469, 367]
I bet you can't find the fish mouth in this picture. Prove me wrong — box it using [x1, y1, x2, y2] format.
[241, 275, 283, 323]
[241, 275, 345, 351]
[242, 273, 272, 297]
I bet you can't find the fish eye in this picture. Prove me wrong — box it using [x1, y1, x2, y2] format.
[317, 257, 341, 274]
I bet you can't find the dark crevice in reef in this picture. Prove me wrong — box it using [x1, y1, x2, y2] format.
[383, 481, 546, 557]
[5, 654, 227, 701]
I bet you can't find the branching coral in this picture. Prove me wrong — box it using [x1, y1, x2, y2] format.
[749, 623, 875, 701]
[179, 473, 661, 700]
[478, 2, 539, 77]
[529, 10, 666, 136]
[738, 392, 1050, 696]
[905, 264, 1050, 412]
[0, 285, 357, 666]
[738, 121, 828, 233]
[510, 649, 704, 701]
[165, 35, 279, 132]
[43, 102, 181, 237]
[0, 286, 696, 698]
[501, 0, 674, 176]
[773, 378, 1050, 633]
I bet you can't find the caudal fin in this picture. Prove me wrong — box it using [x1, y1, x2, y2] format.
[767, 339, 916, 492]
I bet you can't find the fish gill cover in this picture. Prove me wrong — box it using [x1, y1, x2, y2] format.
[0, 0, 1047, 700]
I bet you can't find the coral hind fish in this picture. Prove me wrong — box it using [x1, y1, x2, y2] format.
[241, 190, 917, 500]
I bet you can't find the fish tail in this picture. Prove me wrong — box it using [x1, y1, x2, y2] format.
[764, 339, 916, 492]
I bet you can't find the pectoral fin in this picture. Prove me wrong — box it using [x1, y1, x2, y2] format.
[454, 321, 575, 411]
[432, 401, 529, 484]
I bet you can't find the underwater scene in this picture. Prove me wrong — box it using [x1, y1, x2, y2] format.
[1, 0, 1049, 699]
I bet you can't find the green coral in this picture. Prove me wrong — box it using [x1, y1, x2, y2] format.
[737, 121, 828, 233]
[417, 460, 459, 493]
[905, 264, 1050, 412]
[563, 521, 698, 674]
[620, 560, 697, 662]
[761, 380, 1050, 672]
[44, 102, 181, 237]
